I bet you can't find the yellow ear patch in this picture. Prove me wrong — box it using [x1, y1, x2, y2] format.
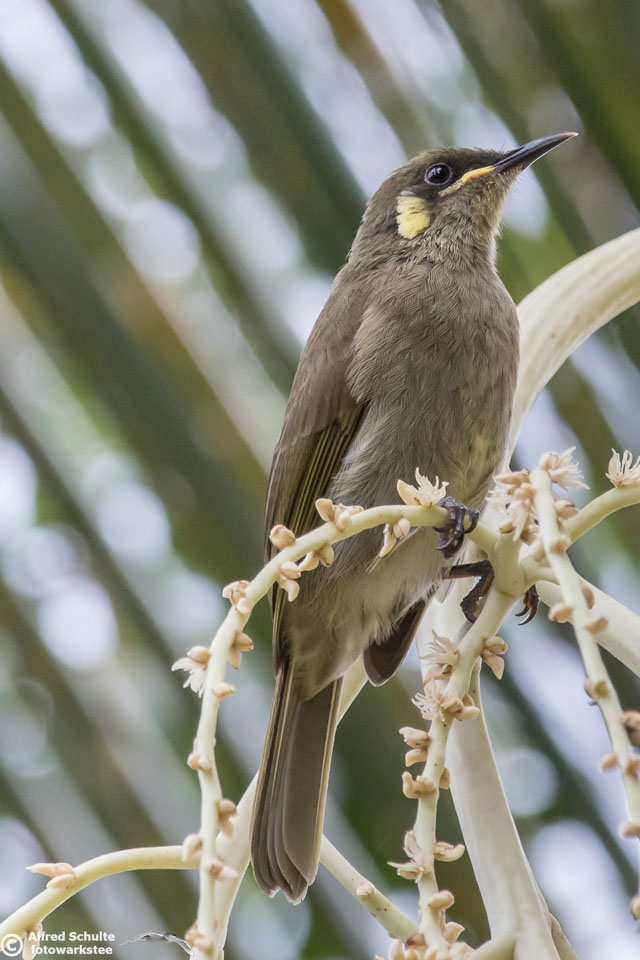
[396, 194, 430, 239]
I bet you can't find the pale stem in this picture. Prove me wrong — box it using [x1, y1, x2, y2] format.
[566, 484, 640, 543]
[0, 847, 195, 942]
[537, 579, 640, 678]
[532, 468, 640, 905]
[211, 777, 256, 951]
[211, 660, 370, 949]
[192, 500, 494, 956]
[448, 672, 571, 960]
[412, 586, 514, 949]
[512, 227, 640, 444]
[319, 836, 418, 941]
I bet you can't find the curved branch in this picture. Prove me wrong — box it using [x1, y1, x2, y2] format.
[0, 847, 196, 942]
[532, 468, 640, 911]
[319, 837, 418, 941]
[512, 227, 640, 444]
[537, 578, 640, 678]
[566, 484, 640, 543]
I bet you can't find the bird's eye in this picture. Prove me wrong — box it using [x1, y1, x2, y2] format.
[424, 163, 453, 186]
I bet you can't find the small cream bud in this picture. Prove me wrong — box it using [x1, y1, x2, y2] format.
[529, 538, 546, 561]
[549, 603, 573, 623]
[269, 524, 297, 549]
[187, 645, 211, 664]
[355, 882, 376, 898]
[46, 873, 75, 889]
[620, 821, 640, 839]
[434, 841, 464, 862]
[428, 890, 455, 910]
[580, 582, 595, 608]
[549, 534, 571, 554]
[315, 498, 335, 523]
[402, 771, 435, 798]
[585, 678, 609, 699]
[622, 710, 640, 747]
[207, 858, 238, 880]
[399, 726, 431, 749]
[600, 752, 618, 772]
[444, 922, 465, 943]
[182, 833, 202, 861]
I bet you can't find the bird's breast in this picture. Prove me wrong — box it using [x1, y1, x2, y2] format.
[340, 263, 519, 508]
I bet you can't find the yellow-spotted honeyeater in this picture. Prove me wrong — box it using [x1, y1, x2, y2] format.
[251, 133, 577, 902]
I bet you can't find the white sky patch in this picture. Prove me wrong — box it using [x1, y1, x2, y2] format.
[496, 745, 558, 817]
[37, 575, 118, 671]
[95, 480, 172, 567]
[220, 181, 303, 274]
[123, 197, 202, 285]
[529, 820, 639, 960]
[246, 0, 405, 193]
[0, 436, 37, 542]
[277, 272, 333, 344]
[571, 335, 640, 451]
[153, 569, 224, 644]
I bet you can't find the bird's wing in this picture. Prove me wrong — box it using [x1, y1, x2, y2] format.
[264, 268, 368, 651]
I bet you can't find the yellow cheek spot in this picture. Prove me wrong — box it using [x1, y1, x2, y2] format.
[396, 194, 431, 239]
[459, 164, 496, 185]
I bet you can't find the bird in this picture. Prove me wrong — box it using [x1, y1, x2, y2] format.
[250, 133, 577, 903]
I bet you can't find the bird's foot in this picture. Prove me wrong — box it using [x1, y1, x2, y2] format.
[516, 584, 539, 625]
[447, 559, 494, 624]
[435, 497, 480, 559]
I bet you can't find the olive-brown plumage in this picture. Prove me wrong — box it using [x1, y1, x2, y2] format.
[251, 134, 576, 902]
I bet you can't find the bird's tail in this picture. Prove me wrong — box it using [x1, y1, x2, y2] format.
[251, 662, 343, 902]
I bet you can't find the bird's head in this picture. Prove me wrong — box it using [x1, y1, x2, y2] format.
[353, 133, 577, 264]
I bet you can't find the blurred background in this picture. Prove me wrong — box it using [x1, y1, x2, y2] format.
[0, 0, 639, 957]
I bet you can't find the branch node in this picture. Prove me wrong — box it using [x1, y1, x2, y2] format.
[187, 751, 212, 773]
[434, 841, 464, 862]
[584, 678, 609, 699]
[399, 726, 432, 750]
[548, 602, 573, 623]
[206, 858, 239, 880]
[182, 833, 202, 861]
[355, 881, 376, 899]
[623, 710, 640, 746]
[269, 524, 297, 549]
[619, 821, 640, 839]
[217, 798, 238, 836]
[405, 747, 428, 766]
[600, 751, 619, 772]
[427, 889, 455, 911]
[402, 771, 436, 798]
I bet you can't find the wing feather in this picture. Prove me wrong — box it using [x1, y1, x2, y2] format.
[263, 266, 369, 655]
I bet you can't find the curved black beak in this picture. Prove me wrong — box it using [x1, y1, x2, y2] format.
[494, 132, 578, 174]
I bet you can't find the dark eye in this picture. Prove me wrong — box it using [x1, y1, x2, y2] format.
[425, 163, 453, 186]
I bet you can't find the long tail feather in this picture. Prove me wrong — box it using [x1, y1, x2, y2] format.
[251, 664, 342, 902]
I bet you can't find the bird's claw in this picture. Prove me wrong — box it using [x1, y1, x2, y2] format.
[516, 584, 539, 625]
[435, 496, 480, 560]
